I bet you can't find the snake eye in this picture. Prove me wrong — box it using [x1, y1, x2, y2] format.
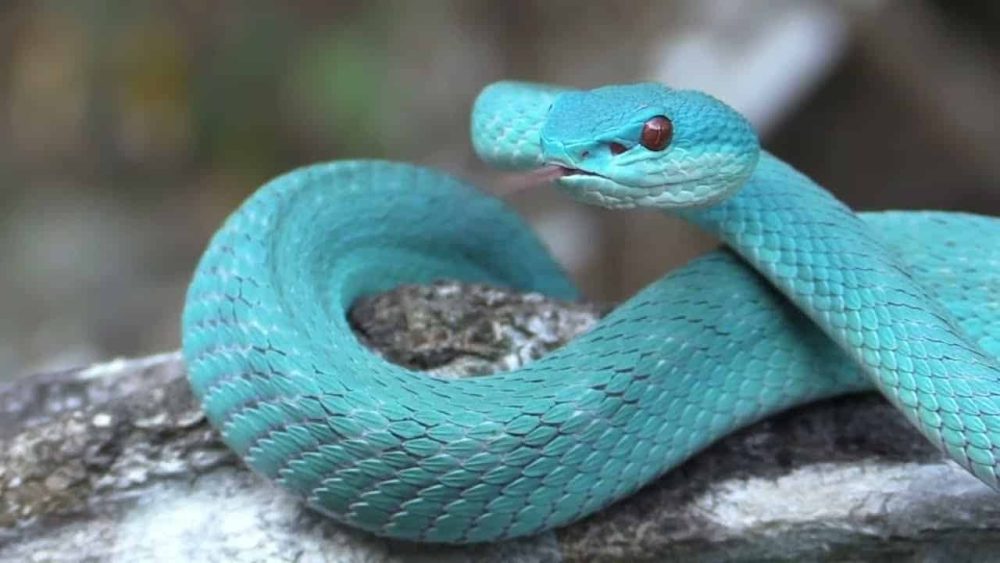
[640, 116, 673, 151]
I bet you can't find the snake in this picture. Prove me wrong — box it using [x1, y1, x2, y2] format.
[181, 81, 1000, 544]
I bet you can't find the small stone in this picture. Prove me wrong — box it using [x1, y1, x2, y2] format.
[91, 412, 113, 428]
[133, 413, 168, 429]
[175, 410, 205, 429]
[43, 473, 71, 492]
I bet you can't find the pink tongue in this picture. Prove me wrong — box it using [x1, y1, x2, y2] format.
[492, 165, 567, 197]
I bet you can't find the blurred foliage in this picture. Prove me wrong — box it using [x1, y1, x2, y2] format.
[0, 2, 411, 375]
[288, 19, 393, 156]
[2, 2, 402, 190]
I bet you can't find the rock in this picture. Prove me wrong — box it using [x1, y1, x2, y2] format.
[1, 281, 996, 562]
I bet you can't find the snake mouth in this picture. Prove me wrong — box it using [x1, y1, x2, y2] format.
[492, 164, 629, 200]
[529, 164, 602, 182]
[542, 160, 607, 180]
[540, 162, 717, 210]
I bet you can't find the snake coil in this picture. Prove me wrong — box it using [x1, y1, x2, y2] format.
[183, 82, 999, 543]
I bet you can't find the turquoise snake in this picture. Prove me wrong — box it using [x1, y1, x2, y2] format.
[181, 81, 1000, 543]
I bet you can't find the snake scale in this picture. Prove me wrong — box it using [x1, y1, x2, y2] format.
[182, 82, 1000, 543]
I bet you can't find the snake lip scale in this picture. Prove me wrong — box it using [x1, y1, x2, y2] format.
[182, 80, 1000, 544]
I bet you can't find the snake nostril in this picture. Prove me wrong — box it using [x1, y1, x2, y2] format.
[580, 150, 590, 160]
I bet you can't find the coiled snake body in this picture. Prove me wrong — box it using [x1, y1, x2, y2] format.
[182, 82, 1000, 543]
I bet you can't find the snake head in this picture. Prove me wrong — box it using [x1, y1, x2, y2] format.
[539, 83, 760, 209]
[472, 81, 760, 208]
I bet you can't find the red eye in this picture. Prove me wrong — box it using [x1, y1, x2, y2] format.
[640, 116, 673, 151]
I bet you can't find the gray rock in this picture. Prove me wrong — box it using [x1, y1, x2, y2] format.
[0, 281, 996, 562]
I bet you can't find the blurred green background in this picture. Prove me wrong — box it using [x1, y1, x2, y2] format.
[2, 0, 998, 378]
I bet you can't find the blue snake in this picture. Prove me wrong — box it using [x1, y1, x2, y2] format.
[182, 82, 1000, 543]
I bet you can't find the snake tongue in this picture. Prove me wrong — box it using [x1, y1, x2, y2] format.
[492, 165, 569, 198]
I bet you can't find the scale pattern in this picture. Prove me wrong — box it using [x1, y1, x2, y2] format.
[182, 91, 999, 544]
[687, 154, 1000, 487]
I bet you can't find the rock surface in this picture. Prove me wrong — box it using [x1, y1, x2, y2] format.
[1, 281, 997, 562]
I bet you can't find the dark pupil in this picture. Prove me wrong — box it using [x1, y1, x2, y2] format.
[640, 116, 673, 151]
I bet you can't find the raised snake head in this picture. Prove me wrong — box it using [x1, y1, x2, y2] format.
[473, 82, 760, 209]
